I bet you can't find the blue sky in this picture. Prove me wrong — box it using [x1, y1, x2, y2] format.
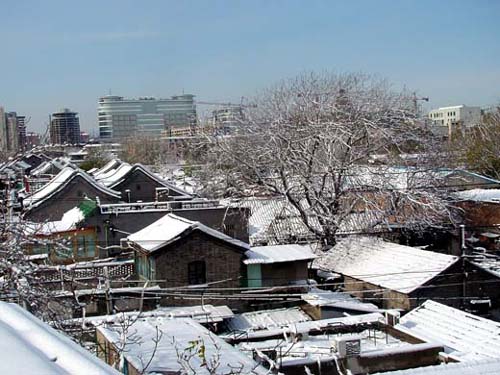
[1, 0, 499, 133]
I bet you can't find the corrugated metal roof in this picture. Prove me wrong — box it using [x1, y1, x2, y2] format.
[314, 236, 459, 293]
[244, 244, 317, 264]
[376, 358, 500, 374]
[395, 300, 500, 362]
[225, 307, 312, 332]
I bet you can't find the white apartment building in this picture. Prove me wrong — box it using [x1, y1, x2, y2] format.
[428, 105, 481, 137]
[98, 94, 197, 140]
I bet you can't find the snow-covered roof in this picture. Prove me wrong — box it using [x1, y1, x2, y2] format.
[97, 317, 266, 374]
[78, 305, 233, 326]
[301, 288, 381, 313]
[127, 213, 249, 253]
[30, 157, 76, 177]
[95, 162, 133, 185]
[96, 162, 193, 197]
[225, 307, 312, 332]
[454, 189, 500, 203]
[91, 158, 122, 177]
[222, 312, 384, 341]
[469, 253, 500, 278]
[23, 167, 121, 209]
[0, 302, 119, 374]
[244, 244, 317, 264]
[25, 206, 85, 235]
[313, 237, 459, 294]
[395, 300, 500, 362]
[239, 197, 383, 246]
[375, 358, 500, 374]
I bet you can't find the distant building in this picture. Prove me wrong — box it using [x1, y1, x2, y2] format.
[98, 94, 197, 140]
[26, 132, 41, 148]
[0, 107, 7, 152]
[211, 106, 245, 134]
[50, 108, 81, 144]
[79, 131, 90, 143]
[5, 112, 19, 152]
[428, 105, 481, 137]
[0, 108, 25, 154]
[16, 115, 27, 151]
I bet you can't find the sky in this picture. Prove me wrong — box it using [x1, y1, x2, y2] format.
[1, 0, 499, 133]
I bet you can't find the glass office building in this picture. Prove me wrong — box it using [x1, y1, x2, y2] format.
[98, 94, 197, 140]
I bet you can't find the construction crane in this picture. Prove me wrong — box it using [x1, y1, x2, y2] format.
[412, 92, 429, 114]
[195, 97, 257, 108]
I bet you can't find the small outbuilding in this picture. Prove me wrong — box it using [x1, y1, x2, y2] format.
[244, 244, 317, 287]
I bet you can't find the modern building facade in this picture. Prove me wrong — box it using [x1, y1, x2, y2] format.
[98, 94, 197, 140]
[428, 105, 481, 137]
[0, 107, 25, 154]
[0, 107, 6, 153]
[210, 106, 245, 134]
[16, 115, 26, 151]
[50, 108, 81, 145]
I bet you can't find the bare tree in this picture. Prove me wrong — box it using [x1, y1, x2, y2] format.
[0, 217, 79, 324]
[200, 72, 452, 247]
[453, 105, 500, 180]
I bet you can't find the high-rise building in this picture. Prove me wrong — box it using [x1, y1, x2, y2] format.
[16, 115, 27, 152]
[5, 112, 20, 152]
[0, 108, 24, 154]
[0, 107, 7, 153]
[50, 108, 81, 144]
[98, 94, 197, 140]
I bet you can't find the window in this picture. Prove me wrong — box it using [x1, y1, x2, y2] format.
[136, 255, 154, 280]
[188, 261, 206, 285]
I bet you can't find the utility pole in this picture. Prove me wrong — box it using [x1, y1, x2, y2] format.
[460, 224, 467, 310]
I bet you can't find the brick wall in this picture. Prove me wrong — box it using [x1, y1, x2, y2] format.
[152, 230, 245, 291]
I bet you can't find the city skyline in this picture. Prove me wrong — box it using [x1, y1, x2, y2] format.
[1, 0, 499, 133]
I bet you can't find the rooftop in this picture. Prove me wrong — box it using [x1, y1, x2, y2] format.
[97, 317, 265, 374]
[0, 302, 118, 374]
[225, 307, 312, 333]
[376, 358, 500, 374]
[127, 213, 249, 253]
[23, 167, 121, 209]
[244, 244, 317, 265]
[313, 236, 459, 293]
[454, 188, 500, 203]
[395, 300, 500, 362]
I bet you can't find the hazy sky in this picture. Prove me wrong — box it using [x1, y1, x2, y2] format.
[1, 0, 499, 133]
